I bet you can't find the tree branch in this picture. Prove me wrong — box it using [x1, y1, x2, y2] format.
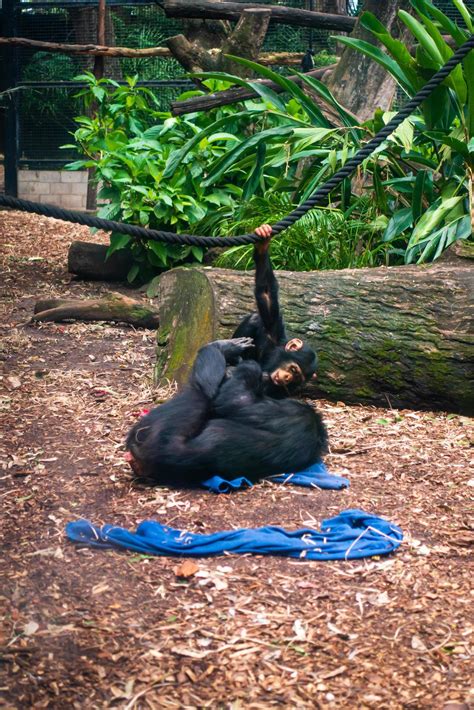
[170, 64, 336, 115]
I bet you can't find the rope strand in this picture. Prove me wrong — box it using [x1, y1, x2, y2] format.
[1, 34, 473, 246]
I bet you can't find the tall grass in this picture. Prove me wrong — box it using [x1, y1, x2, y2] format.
[212, 194, 389, 271]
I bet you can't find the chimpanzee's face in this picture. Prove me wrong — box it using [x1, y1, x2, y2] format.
[270, 361, 304, 388]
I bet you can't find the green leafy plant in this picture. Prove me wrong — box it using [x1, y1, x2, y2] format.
[335, 0, 473, 262]
[212, 193, 389, 271]
[64, 73, 245, 281]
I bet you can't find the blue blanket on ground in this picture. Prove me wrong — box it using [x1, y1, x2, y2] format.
[66, 509, 402, 560]
[202, 461, 349, 493]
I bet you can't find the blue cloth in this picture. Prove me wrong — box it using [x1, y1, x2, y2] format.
[66, 509, 402, 560]
[202, 461, 349, 494]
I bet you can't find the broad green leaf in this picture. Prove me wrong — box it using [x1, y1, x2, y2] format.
[163, 110, 249, 178]
[411, 0, 468, 46]
[424, 131, 470, 158]
[65, 160, 90, 170]
[333, 37, 416, 95]
[127, 264, 140, 283]
[207, 132, 240, 144]
[452, 0, 473, 32]
[410, 1, 451, 61]
[409, 3, 466, 102]
[464, 49, 474, 138]
[247, 82, 288, 112]
[191, 70, 288, 112]
[147, 240, 169, 266]
[223, 56, 332, 127]
[293, 72, 360, 129]
[97, 201, 121, 221]
[106, 232, 131, 260]
[203, 126, 294, 186]
[359, 11, 419, 84]
[408, 196, 463, 245]
[191, 246, 204, 263]
[388, 117, 415, 152]
[383, 207, 413, 242]
[242, 141, 266, 201]
[372, 166, 388, 213]
[399, 11, 444, 65]
[412, 169, 428, 221]
[409, 214, 471, 263]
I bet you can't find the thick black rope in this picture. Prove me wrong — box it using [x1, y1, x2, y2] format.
[1, 34, 473, 247]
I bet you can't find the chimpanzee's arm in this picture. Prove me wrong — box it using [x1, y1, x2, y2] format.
[191, 338, 254, 399]
[253, 240, 286, 345]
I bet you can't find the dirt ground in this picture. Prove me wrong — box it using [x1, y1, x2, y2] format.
[0, 210, 473, 710]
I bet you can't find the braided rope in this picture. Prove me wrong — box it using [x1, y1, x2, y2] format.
[1, 34, 473, 246]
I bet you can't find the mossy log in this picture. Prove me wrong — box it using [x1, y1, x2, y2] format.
[153, 263, 474, 414]
[33, 292, 159, 328]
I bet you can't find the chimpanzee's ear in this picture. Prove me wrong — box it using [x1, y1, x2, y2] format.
[311, 373, 318, 380]
[285, 338, 303, 351]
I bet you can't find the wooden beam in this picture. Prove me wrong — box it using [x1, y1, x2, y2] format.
[0, 37, 306, 65]
[0, 36, 172, 56]
[163, 0, 357, 31]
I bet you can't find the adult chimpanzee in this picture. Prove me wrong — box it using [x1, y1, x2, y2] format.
[232, 225, 318, 399]
[126, 338, 327, 487]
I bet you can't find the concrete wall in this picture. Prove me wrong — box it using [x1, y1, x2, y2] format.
[18, 170, 88, 210]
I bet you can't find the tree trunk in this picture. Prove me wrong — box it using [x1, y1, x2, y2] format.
[152, 262, 474, 414]
[70, 6, 122, 210]
[67, 241, 132, 281]
[317, 0, 347, 13]
[32, 293, 159, 329]
[163, 1, 357, 31]
[167, 8, 271, 76]
[326, 0, 411, 120]
[69, 7, 122, 78]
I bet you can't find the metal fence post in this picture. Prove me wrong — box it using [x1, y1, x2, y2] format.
[4, 0, 20, 196]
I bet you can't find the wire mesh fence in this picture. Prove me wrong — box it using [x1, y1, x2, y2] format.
[1, 0, 472, 170]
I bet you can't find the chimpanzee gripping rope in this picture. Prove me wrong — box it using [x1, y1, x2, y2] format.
[233, 225, 318, 398]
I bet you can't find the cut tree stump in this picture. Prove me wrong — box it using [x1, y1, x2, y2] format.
[153, 263, 474, 414]
[68, 241, 131, 281]
[33, 292, 159, 328]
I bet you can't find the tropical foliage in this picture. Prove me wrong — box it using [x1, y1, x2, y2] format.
[64, 74, 246, 281]
[65, 0, 473, 279]
[336, 0, 473, 263]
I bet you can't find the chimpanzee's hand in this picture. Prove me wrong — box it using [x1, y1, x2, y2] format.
[254, 224, 273, 254]
[229, 337, 254, 353]
[213, 337, 254, 364]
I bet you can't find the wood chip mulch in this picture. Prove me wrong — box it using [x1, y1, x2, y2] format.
[1, 211, 473, 710]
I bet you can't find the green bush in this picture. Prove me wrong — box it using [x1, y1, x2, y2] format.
[64, 73, 246, 282]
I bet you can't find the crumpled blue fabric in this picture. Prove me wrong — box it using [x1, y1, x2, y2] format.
[202, 461, 349, 493]
[65, 509, 402, 560]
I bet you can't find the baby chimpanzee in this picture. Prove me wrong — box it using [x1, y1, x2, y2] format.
[126, 338, 327, 487]
[232, 225, 318, 398]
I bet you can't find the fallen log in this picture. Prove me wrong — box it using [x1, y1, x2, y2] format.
[171, 64, 336, 115]
[68, 241, 131, 281]
[163, 1, 357, 31]
[33, 292, 159, 328]
[153, 262, 474, 414]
